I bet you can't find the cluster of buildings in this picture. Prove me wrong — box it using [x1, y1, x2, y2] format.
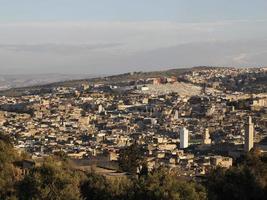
[0, 67, 266, 178]
[182, 67, 267, 93]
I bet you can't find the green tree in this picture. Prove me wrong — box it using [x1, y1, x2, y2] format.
[134, 168, 207, 200]
[118, 143, 145, 174]
[0, 133, 21, 199]
[207, 167, 264, 200]
[207, 150, 267, 200]
[18, 158, 83, 200]
[80, 172, 134, 200]
[80, 172, 110, 200]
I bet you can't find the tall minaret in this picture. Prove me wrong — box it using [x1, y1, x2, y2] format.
[244, 116, 254, 152]
[173, 110, 179, 120]
[180, 127, 189, 149]
[203, 128, 211, 145]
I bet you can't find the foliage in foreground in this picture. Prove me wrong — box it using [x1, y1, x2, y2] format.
[0, 134, 22, 199]
[1, 133, 267, 200]
[18, 158, 84, 200]
[206, 149, 267, 200]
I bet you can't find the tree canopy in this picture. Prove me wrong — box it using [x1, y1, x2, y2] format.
[1, 132, 267, 200]
[118, 143, 146, 174]
[18, 158, 83, 200]
[0, 133, 22, 199]
[207, 150, 267, 200]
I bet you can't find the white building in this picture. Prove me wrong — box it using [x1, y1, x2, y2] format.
[180, 127, 189, 149]
[173, 110, 179, 120]
[245, 116, 254, 152]
[98, 104, 104, 113]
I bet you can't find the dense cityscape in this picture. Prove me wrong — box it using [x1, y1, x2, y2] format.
[1, 1, 267, 199]
[1, 66, 267, 199]
[0, 67, 266, 170]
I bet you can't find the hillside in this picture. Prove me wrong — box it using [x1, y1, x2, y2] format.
[0, 67, 200, 96]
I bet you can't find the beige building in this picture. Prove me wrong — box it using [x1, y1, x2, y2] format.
[203, 128, 211, 145]
[210, 156, 233, 168]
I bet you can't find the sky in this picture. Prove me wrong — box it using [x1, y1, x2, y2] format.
[0, 0, 267, 74]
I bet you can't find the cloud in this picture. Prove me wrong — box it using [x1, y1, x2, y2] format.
[232, 53, 249, 64]
[0, 43, 122, 54]
[2, 20, 265, 52]
[0, 20, 267, 74]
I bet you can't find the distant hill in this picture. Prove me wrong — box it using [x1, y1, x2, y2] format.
[0, 67, 200, 96]
[0, 66, 248, 97]
[0, 74, 98, 90]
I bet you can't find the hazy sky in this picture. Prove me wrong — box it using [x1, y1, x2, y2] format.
[1, 0, 267, 74]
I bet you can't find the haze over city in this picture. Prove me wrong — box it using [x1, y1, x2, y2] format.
[1, 0, 267, 74]
[1, 1, 267, 200]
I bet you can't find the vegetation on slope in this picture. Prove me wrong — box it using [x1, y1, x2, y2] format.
[1, 133, 267, 200]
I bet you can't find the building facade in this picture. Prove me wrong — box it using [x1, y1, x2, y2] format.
[180, 127, 189, 149]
